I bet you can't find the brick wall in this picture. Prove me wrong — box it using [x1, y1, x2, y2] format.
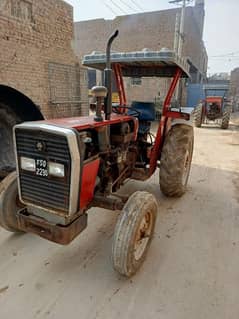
[230, 68, 239, 109]
[74, 3, 207, 106]
[230, 68, 239, 97]
[0, 0, 89, 119]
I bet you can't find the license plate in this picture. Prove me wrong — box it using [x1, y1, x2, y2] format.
[35, 159, 48, 177]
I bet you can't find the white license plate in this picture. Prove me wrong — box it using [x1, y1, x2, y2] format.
[35, 159, 48, 177]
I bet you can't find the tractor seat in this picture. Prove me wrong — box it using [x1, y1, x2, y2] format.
[128, 101, 156, 121]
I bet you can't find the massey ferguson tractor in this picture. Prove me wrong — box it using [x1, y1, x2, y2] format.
[0, 31, 194, 277]
[194, 84, 231, 129]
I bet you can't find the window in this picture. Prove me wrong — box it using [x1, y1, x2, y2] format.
[131, 77, 142, 86]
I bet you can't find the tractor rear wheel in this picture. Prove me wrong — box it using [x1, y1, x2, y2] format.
[160, 124, 194, 197]
[112, 191, 158, 277]
[0, 172, 24, 232]
[0, 103, 20, 178]
[193, 103, 203, 127]
[221, 106, 231, 129]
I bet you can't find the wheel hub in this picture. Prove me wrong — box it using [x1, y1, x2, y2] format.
[134, 211, 153, 261]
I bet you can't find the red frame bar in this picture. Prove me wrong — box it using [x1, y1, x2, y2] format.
[113, 63, 127, 113]
[112, 65, 187, 176]
[162, 68, 182, 115]
[149, 67, 183, 175]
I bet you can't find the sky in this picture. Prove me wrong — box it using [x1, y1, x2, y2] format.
[64, 0, 239, 74]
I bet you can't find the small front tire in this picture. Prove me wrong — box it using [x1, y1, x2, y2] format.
[112, 191, 158, 277]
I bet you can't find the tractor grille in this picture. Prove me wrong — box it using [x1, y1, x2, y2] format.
[15, 128, 71, 213]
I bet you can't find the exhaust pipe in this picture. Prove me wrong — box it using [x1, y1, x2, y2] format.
[104, 30, 119, 120]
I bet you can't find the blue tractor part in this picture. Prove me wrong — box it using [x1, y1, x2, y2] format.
[128, 101, 156, 134]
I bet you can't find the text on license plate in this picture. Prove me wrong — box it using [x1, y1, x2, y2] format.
[36, 159, 48, 177]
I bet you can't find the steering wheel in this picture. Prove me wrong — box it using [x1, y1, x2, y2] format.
[112, 105, 141, 117]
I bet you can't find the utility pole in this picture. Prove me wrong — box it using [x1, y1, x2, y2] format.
[169, 0, 190, 103]
[173, 13, 180, 54]
[178, 0, 186, 56]
[169, 0, 188, 57]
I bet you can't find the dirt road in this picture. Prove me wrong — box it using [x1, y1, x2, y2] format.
[1, 116, 239, 319]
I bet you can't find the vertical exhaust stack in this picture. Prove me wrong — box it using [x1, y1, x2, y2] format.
[104, 30, 119, 121]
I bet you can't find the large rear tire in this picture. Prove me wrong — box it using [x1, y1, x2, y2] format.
[0, 172, 24, 232]
[160, 124, 194, 197]
[0, 103, 20, 178]
[221, 106, 231, 129]
[193, 103, 203, 127]
[112, 191, 158, 277]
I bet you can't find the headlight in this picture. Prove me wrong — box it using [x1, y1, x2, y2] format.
[49, 162, 65, 178]
[20, 157, 36, 172]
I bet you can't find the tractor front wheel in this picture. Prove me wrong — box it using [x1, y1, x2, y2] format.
[193, 103, 203, 127]
[0, 171, 24, 232]
[112, 191, 158, 277]
[160, 124, 194, 197]
[221, 106, 231, 129]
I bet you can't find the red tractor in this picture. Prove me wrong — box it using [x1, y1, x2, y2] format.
[0, 31, 194, 277]
[194, 84, 231, 129]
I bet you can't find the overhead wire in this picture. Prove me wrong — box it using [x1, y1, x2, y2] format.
[118, 0, 139, 13]
[103, 1, 118, 16]
[108, 0, 128, 14]
[210, 51, 239, 58]
[129, 0, 144, 11]
[94, 0, 142, 17]
[210, 56, 239, 59]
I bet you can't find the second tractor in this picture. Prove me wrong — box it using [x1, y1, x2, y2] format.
[194, 83, 231, 129]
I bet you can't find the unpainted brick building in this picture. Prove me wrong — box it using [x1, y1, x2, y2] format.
[0, 0, 88, 177]
[230, 68, 239, 97]
[230, 68, 239, 110]
[74, 0, 207, 105]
